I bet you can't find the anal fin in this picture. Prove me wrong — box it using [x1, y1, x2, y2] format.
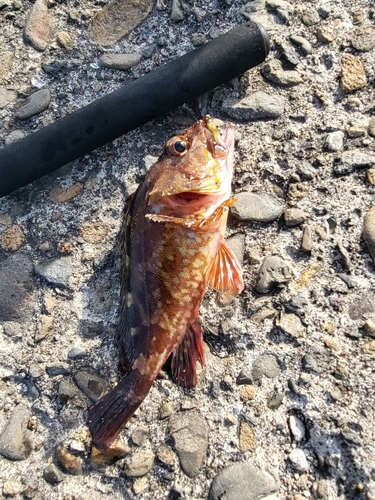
[171, 320, 205, 390]
[207, 238, 244, 295]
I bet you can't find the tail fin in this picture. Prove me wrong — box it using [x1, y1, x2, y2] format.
[83, 369, 150, 450]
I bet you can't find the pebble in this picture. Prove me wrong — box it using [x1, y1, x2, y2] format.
[295, 262, 320, 289]
[239, 421, 257, 451]
[301, 224, 313, 252]
[297, 161, 316, 181]
[240, 385, 256, 402]
[368, 169, 375, 184]
[226, 234, 245, 267]
[99, 53, 142, 71]
[266, 0, 294, 24]
[50, 183, 83, 202]
[334, 150, 375, 176]
[24, 0, 55, 51]
[56, 445, 83, 475]
[351, 24, 375, 52]
[90, 441, 130, 470]
[276, 311, 305, 338]
[329, 387, 343, 402]
[347, 125, 366, 138]
[73, 368, 108, 402]
[369, 117, 375, 137]
[159, 400, 173, 419]
[0, 87, 17, 109]
[0, 253, 36, 322]
[340, 54, 367, 94]
[290, 35, 313, 55]
[132, 477, 148, 495]
[236, 370, 253, 385]
[131, 427, 148, 447]
[301, 6, 320, 26]
[35, 314, 54, 343]
[43, 463, 65, 484]
[267, 390, 284, 409]
[123, 448, 154, 477]
[46, 364, 70, 377]
[56, 31, 73, 51]
[324, 130, 345, 152]
[89, 0, 154, 46]
[171, 0, 184, 21]
[169, 410, 208, 478]
[2, 481, 22, 497]
[252, 354, 281, 381]
[0, 51, 13, 79]
[0, 224, 25, 252]
[316, 27, 335, 44]
[16, 88, 51, 119]
[35, 257, 73, 287]
[58, 379, 87, 406]
[255, 255, 293, 294]
[348, 294, 375, 320]
[261, 59, 303, 86]
[364, 319, 375, 338]
[67, 347, 87, 360]
[362, 340, 375, 355]
[289, 415, 306, 441]
[284, 208, 310, 227]
[223, 91, 285, 120]
[80, 222, 110, 243]
[302, 346, 330, 374]
[362, 207, 375, 263]
[209, 462, 279, 500]
[156, 444, 176, 468]
[0, 404, 32, 461]
[288, 448, 309, 472]
[231, 192, 284, 222]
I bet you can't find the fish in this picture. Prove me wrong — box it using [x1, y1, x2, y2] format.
[84, 116, 244, 449]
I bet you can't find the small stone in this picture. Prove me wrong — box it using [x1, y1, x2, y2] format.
[0, 224, 25, 252]
[0, 404, 32, 461]
[351, 24, 375, 52]
[253, 354, 281, 381]
[46, 364, 70, 377]
[367, 170, 375, 187]
[324, 131, 345, 152]
[315, 226, 327, 241]
[131, 427, 148, 447]
[284, 208, 309, 227]
[341, 427, 361, 445]
[297, 161, 316, 180]
[171, 0, 184, 21]
[209, 463, 279, 500]
[316, 27, 335, 43]
[156, 444, 176, 468]
[191, 33, 206, 47]
[89, 0, 154, 47]
[255, 255, 293, 294]
[302, 346, 330, 374]
[0, 87, 17, 109]
[301, 225, 313, 253]
[35, 257, 73, 287]
[329, 387, 343, 402]
[159, 401, 173, 419]
[294, 262, 320, 290]
[50, 183, 83, 202]
[316, 479, 330, 499]
[16, 89, 51, 119]
[67, 347, 87, 360]
[132, 477, 148, 495]
[276, 311, 305, 338]
[169, 410, 208, 478]
[267, 390, 284, 409]
[80, 222, 110, 243]
[223, 91, 285, 120]
[73, 368, 108, 402]
[236, 370, 253, 385]
[230, 192, 284, 222]
[239, 421, 257, 452]
[24, 0, 55, 51]
[261, 59, 303, 86]
[0, 51, 14, 80]
[56, 31, 73, 50]
[250, 307, 277, 323]
[301, 7, 320, 26]
[337, 240, 352, 270]
[44, 463, 65, 484]
[348, 294, 375, 320]
[289, 415, 306, 441]
[56, 445, 83, 475]
[369, 117, 375, 138]
[99, 53, 142, 71]
[325, 338, 340, 351]
[3, 481, 22, 497]
[289, 448, 309, 472]
[364, 320, 375, 338]
[288, 182, 308, 201]
[35, 314, 54, 342]
[340, 54, 367, 94]
[123, 449, 154, 477]
[240, 386, 256, 402]
[362, 207, 375, 263]
[347, 125, 366, 138]
[362, 340, 375, 355]
[290, 35, 313, 55]
[266, 0, 294, 24]
[334, 150, 375, 176]
[90, 441, 130, 470]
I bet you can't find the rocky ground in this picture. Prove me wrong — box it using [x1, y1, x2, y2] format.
[1, 0, 375, 499]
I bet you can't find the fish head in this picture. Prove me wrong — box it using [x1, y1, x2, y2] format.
[147, 116, 235, 219]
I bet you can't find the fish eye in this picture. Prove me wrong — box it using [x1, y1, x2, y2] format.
[166, 136, 189, 156]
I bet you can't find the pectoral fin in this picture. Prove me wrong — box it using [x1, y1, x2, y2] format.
[207, 239, 244, 295]
[171, 320, 205, 390]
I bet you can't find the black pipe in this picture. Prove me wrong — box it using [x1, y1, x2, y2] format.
[0, 21, 269, 198]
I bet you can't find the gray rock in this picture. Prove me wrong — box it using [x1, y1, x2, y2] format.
[24, 0, 54, 51]
[73, 368, 108, 402]
[289, 415, 306, 441]
[171, 0, 184, 21]
[236, 370, 253, 385]
[351, 24, 375, 52]
[58, 379, 88, 406]
[226, 234, 245, 267]
[301, 224, 313, 252]
[0, 87, 17, 109]
[223, 91, 285, 120]
[44, 464, 65, 484]
[341, 427, 361, 445]
[362, 207, 375, 263]
[67, 347, 87, 360]
[301, 6, 320, 26]
[324, 130, 345, 152]
[297, 161, 316, 180]
[99, 53, 142, 71]
[276, 311, 305, 338]
[284, 208, 310, 227]
[123, 448, 154, 477]
[276, 39, 300, 68]
[35, 257, 73, 287]
[266, 0, 293, 24]
[169, 410, 208, 478]
[230, 192, 284, 222]
[267, 390, 284, 409]
[0, 404, 32, 461]
[261, 59, 303, 86]
[255, 255, 293, 293]
[46, 364, 71, 377]
[348, 294, 375, 320]
[333, 150, 375, 176]
[290, 35, 313, 55]
[0, 253, 36, 322]
[364, 319, 375, 338]
[209, 462, 279, 500]
[252, 354, 281, 381]
[15, 89, 51, 120]
[4, 129, 27, 145]
[302, 346, 330, 374]
[288, 448, 309, 471]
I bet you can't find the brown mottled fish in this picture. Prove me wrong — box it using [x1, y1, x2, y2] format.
[84, 116, 243, 449]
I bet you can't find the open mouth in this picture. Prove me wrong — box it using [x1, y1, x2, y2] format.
[173, 192, 208, 204]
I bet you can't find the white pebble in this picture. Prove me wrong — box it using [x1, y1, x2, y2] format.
[289, 415, 306, 442]
[289, 448, 309, 472]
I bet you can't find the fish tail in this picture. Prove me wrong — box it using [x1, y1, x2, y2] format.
[83, 369, 149, 450]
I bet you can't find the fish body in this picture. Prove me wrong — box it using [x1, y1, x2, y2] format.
[84, 116, 243, 449]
